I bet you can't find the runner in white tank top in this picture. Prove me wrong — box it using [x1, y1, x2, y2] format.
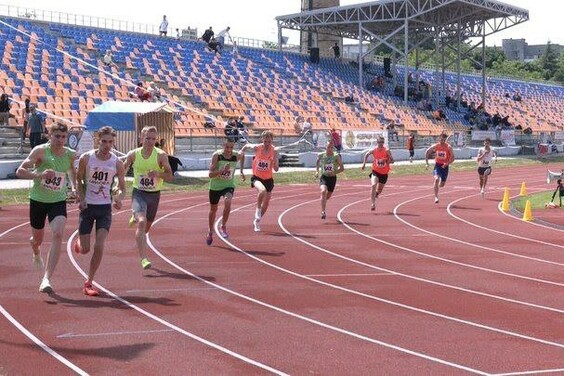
[75, 126, 126, 296]
[476, 137, 497, 197]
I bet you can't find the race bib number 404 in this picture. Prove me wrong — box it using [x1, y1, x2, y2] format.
[138, 175, 156, 190]
[41, 172, 66, 192]
[256, 159, 270, 171]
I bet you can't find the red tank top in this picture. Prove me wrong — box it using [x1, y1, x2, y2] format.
[371, 147, 391, 174]
[252, 145, 275, 180]
[434, 143, 451, 164]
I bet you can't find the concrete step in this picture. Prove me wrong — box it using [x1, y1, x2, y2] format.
[0, 153, 26, 159]
[0, 146, 25, 153]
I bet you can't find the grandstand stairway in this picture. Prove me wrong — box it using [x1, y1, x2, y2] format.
[279, 153, 304, 168]
[0, 126, 29, 159]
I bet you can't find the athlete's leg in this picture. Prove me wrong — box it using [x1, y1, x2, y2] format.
[254, 180, 267, 217]
[135, 212, 149, 260]
[30, 228, 44, 256]
[221, 193, 233, 227]
[320, 184, 328, 213]
[44, 215, 66, 280]
[261, 192, 273, 217]
[370, 175, 378, 208]
[208, 203, 218, 232]
[87, 228, 108, 283]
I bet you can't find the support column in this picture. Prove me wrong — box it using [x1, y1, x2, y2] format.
[403, 19, 409, 104]
[481, 20, 487, 107]
[456, 22, 461, 109]
[359, 23, 363, 88]
[434, 28, 440, 108]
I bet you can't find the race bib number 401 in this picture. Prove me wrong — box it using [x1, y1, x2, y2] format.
[41, 172, 66, 192]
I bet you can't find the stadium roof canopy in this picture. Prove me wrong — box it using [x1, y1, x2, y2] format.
[276, 0, 529, 42]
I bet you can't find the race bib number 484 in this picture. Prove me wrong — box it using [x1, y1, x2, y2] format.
[138, 175, 156, 190]
[41, 172, 66, 192]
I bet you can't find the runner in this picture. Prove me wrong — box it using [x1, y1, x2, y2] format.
[476, 137, 497, 197]
[123, 126, 173, 269]
[362, 135, 394, 211]
[206, 138, 245, 245]
[425, 133, 455, 204]
[240, 130, 279, 232]
[407, 132, 415, 163]
[16, 122, 77, 293]
[73, 126, 126, 296]
[315, 140, 344, 219]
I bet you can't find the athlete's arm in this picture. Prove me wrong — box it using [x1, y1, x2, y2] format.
[157, 152, 173, 182]
[476, 149, 485, 162]
[448, 145, 455, 165]
[387, 149, 395, 164]
[336, 155, 344, 174]
[272, 149, 279, 172]
[67, 151, 78, 193]
[238, 152, 246, 181]
[75, 154, 88, 209]
[114, 159, 127, 209]
[123, 150, 136, 173]
[16, 147, 46, 180]
[425, 145, 435, 166]
[208, 152, 220, 178]
[315, 154, 321, 176]
[361, 149, 373, 170]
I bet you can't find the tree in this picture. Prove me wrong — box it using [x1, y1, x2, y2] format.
[539, 41, 558, 80]
[553, 51, 564, 83]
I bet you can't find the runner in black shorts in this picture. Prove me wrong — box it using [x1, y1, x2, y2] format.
[315, 140, 344, 219]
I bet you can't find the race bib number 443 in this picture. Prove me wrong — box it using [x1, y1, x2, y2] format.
[41, 172, 66, 192]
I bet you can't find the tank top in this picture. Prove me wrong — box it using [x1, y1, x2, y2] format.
[252, 145, 275, 180]
[478, 147, 494, 168]
[371, 147, 391, 174]
[30, 144, 74, 203]
[434, 143, 451, 164]
[319, 152, 338, 176]
[84, 150, 117, 205]
[132, 147, 164, 192]
[209, 151, 238, 191]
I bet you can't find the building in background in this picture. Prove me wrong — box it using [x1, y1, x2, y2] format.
[502, 39, 563, 62]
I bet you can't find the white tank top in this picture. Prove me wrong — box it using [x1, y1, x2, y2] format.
[85, 150, 117, 205]
[478, 147, 494, 168]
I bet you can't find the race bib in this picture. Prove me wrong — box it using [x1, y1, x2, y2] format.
[41, 172, 66, 192]
[138, 174, 156, 190]
[219, 164, 235, 179]
[376, 159, 386, 168]
[256, 159, 270, 171]
[482, 160, 490, 165]
[89, 168, 112, 186]
[437, 151, 447, 159]
[324, 163, 334, 172]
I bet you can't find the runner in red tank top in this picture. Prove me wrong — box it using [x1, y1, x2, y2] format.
[240, 131, 279, 232]
[425, 133, 455, 204]
[361, 135, 394, 211]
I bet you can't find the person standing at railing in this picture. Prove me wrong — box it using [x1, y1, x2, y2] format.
[0, 93, 11, 126]
[28, 104, 47, 149]
[159, 15, 168, 37]
[217, 27, 232, 52]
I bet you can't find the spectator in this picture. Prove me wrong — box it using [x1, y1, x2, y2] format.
[344, 94, 355, 103]
[0, 94, 10, 126]
[102, 50, 116, 68]
[159, 15, 168, 37]
[216, 27, 232, 52]
[134, 82, 152, 102]
[224, 118, 239, 142]
[207, 37, 220, 54]
[513, 91, 522, 101]
[201, 26, 214, 43]
[28, 104, 46, 149]
[386, 121, 399, 141]
[232, 40, 239, 57]
[175, 28, 181, 40]
[330, 128, 342, 152]
[21, 98, 30, 148]
[433, 108, 447, 121]
[329, 42, 340, 58]
[235, 116, 249, 142]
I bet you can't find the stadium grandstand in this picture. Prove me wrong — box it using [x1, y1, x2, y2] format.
[0, 0, 562, 164]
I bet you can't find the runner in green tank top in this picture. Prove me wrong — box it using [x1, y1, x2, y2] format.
[206, 139, 245, 245]
[16, 122, 77, 293]
[124, 126, 173, 270]
[315, 139, 344, 219]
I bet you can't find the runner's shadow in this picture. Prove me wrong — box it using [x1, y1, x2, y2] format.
[450, 205, 480, 210]
[338, 221, 370, 226]
[145, 267, 216, 282]
[393, 212, 420, 217]
[214, 245, 285, 257]
[46, 292, 180, 308]
[268, 231, 316, 239]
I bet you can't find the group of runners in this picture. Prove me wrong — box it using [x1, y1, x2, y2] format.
[17, 124, 497, 296]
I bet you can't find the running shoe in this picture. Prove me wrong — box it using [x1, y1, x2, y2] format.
[370, 203, 376, 211]
[219, 226, 229, 239]
[321, 211, 326, 219]
[39, 278, 53, 294]
[480, 189, 485, 198]
[32, 253, 44, 270]
[72, 238, 81, 254]
[253, 218, 261, 232]
[434, 197, 439, 204]
[255, 208, 262, 220]
[129, 215, 136, 228]
[141, 258, 152, 270]
[206, 232, 213, 245]
[83, 281, 99, 296]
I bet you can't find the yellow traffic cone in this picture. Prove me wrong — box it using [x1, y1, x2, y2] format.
[519, 181, 527, 196]
[501, 187, 510, 212]
[522, 200, 533, 221]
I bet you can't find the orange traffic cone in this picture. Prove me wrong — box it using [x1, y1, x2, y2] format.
[501, 187, 510, 212]
[522, 200, 533, 221]
[519, 181, 527, 196]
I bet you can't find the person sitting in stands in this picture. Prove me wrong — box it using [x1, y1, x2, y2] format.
[513, 91, 522, 101]
[207, 37, 220, 54]
[134, 82, 152, 102]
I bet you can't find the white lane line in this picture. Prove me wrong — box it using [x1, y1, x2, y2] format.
[304, 273, 394, 277]
[57, 329, 175, 339]
[0, 305, 88, 376]
[493, 367, 564, 376]
[393, 193, 564, 268]
[497, 197, 564, 232]
[125, 287, 221, 293]
[146, 198, 489, 375]
[447, 193, 564, 249]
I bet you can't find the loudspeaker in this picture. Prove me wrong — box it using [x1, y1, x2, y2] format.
[383, 57, 391, 74]
[310, 47, 319, 63]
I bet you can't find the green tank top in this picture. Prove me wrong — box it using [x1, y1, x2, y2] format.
[319, 152, 338, 176]
[30, 144, 74, 203]
[209, 151, 238, 191]
[132, 147, 164, 192]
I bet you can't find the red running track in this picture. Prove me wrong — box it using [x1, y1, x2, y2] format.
[1, 163, 563, 375]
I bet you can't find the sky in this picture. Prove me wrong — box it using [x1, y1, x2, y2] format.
[3, 0, 563, 47]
